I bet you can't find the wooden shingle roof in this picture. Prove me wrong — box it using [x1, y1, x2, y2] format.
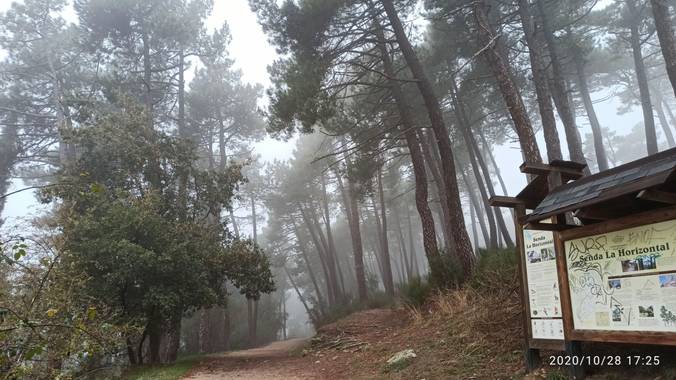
[526, 148, 676, 223]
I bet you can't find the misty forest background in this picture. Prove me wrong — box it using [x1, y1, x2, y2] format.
[2, 0, 676, 378]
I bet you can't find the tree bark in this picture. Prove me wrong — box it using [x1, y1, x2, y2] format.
[473, 0, 542, 165]
[294, 223, 326, 314]
[372, 21, 448, 286]
[651, 0, 676, 98]
[148, 320, 162, 364]
[517, 0, 563, 162]
[346, 173, 368, 301]
[460, 168, 490, 247]
[164, 312, 181, 362]
[141, 30, 153, 131]
[626, 0, 659, 155]
[654, 91, 676, 147]
[449, 79, 513, 247]
[198, 309, 209, 353]
[0, 114, 18, 224]
[284, 266, 316, 325]
[417, 129, 455, 252]
[571, 41, 609, 171]
[320, 172, 343, 301]
[298, 205, 335, 305]
[536, 1, 588, 170]
[377, 166, 395, 296]
[382, 0, 475, 276]
[470, 195, 479, 252]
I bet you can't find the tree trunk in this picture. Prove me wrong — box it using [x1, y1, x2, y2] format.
[367, 199, 387, 288]
[247, 298, 256, 347]
[651, 0, 676, 98]
[0, 114, 18, 224]
[320, 172, 343, 301]
[126, 338, 138, 365]
[295, 223, 326, 314]
[251, 196, 257, 244]
[148, 320, 162, 364]
[654, 92, 676, 147]
[536, 1, 589, 170]
[470, 196, 479, 253]
[473, 0, 542, 165]
[376, 167, 395, 296]
[418, 129, 455, 252]
[177, 50, 188, 219]
[346, 174, 368, 301]
[627, 0, 659, 155]
[393, 208, 411, 282]
[372, 22, 449, 286]
[299, 206, 335, 305]
[461, 168, 490, 247]
[382, 0, 475, 276]
[284, 266, 316, 325]
[571, 42, 609, 171]
[517, 0, 563, 162]
[164, 312, 181, 362]
[137, 326, 148, 365]
[310, 206, 342, 300]
[406, 209, 421, 277]
[449, 79, 513, 247]
[198, 309, 209, 353]
[141, 30, 153, 131]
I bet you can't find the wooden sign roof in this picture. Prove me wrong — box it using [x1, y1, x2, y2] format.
[526, 148, 676, 224]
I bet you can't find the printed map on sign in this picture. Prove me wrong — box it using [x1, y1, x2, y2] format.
[523, 228, 564, 340]
[565, 219, 676, 332]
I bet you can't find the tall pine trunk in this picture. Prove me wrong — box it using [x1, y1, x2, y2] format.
[346, 174, 368, 301]
[372, 21, 447, 285]
[654, 91, 676, 147]
[517, 0, 563, 162]
[571, 41, 609, 171]
[651, 0, 676, 98]
[376, 168, 395, 296]
[320, 172, 343, 301]
[627, 0, 659, 154]
[0, 114, 18, 223]
[450, 79, 513, 247]
[536, 1, 588, 170]
[473, 0, 542, 165]
[382, 0, 475, 277]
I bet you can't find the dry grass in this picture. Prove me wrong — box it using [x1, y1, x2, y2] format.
[398, 285, 524, 379]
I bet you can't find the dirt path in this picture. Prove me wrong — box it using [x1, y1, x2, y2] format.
[182, 338, 317, 380]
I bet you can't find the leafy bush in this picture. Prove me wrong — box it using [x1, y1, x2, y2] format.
[398, 276, 433, 307]
[469, 248, 518, 293]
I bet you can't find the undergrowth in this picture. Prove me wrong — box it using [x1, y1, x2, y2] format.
[122, 354, 203, 380]
[313, 291, 396, 328]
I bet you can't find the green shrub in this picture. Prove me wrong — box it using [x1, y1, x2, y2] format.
[398, 276, 433, 307]
[469, 248, 518, 292]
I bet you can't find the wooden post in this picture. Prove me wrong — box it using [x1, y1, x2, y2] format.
[514, 203, 541, 371]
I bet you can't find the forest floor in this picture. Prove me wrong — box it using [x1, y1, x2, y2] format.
[182, 300, 527, 380]
[182, 294, 676, 380]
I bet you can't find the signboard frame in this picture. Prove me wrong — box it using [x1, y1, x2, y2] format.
[555, 205, 676, 346]
[513, 206, 566, 354]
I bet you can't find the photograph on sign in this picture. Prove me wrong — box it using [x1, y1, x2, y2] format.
[565, 219, 676, 332]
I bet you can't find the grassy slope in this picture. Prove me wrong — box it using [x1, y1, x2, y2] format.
[122, 355, 203, 380]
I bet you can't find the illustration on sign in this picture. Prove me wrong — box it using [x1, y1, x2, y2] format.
[523, 228, 564, 340]
[565, 219, 676, 332]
